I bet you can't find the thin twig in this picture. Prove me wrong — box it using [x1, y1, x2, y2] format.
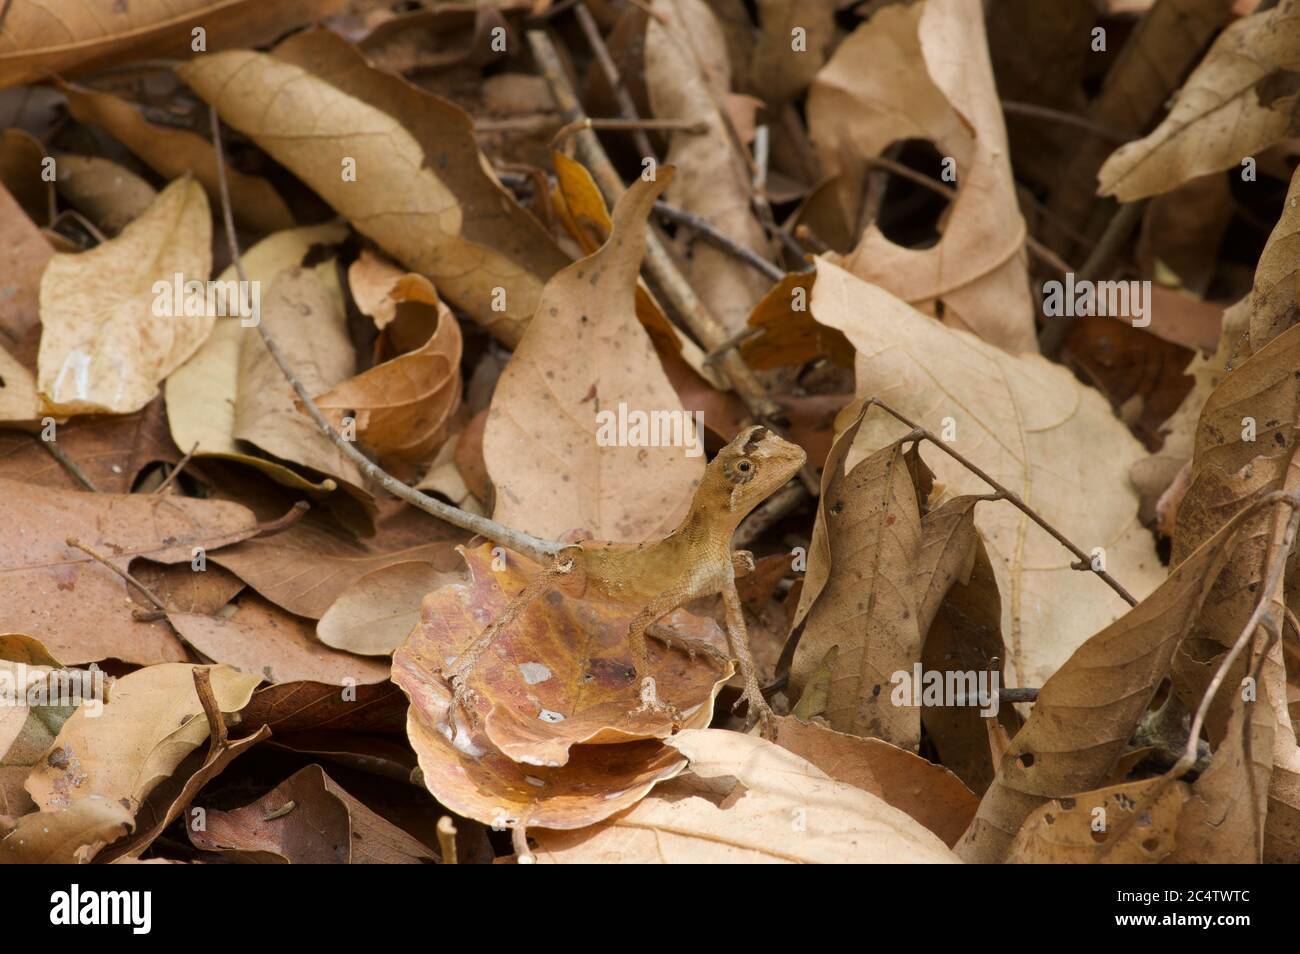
[153, 441, 199, 495]
[573, 1, 656, 161]
[206, 107, 561, 567]
[652, 202, 786, 282]
[864, 397, 1137, 606]
[66, 537, 167, 610]
[42, 439, 97, 491]
[1000, 100, 1129, 144]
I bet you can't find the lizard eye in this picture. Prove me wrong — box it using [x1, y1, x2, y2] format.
[726, 457, 756, 484]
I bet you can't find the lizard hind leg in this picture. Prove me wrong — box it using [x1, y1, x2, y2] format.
[443, 553, 576, 728]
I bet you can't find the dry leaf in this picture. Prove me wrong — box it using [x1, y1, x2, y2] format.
[807, 0, 1036, 352]
[955, 511, 1243, 862]
[209, 505, 460, 620]
[772, 716, 978, 847]
[168, 594, 391, 686]
[52, 155, 156, 235]
[314, 273, 463, 462]
[812, 259, 1164, 689]
[393, 544, 732, 768]
[0, 0, 344, 89]
[189, 764, 435, 863]
[790, 431, 923, 747]
[1098, 3, 1300, 201]
[165, 223, 349, 494]
[483, 169, 705, 543]
[178, 28, 568, 346]
[26, 664, 261, 818]
[316, 558, 464, 656]
[37, 175, 212, 415]
[0, 479, 260, 664]
[532, 729, 960, 863]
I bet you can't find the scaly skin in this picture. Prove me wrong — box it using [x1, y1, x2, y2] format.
[445, 425, 807, 735]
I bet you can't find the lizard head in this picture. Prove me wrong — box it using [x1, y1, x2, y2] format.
[705, 425, 806, 519]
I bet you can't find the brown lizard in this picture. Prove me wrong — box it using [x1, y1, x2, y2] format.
[442, 424, 807, 735]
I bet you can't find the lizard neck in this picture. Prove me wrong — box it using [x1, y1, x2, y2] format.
[676, 493, 743, 548]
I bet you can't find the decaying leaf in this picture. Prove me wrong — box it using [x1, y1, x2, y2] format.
[394, 544, 732, 768]
[189, 764, 435, 863]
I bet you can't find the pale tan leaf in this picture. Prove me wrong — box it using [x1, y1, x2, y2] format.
[1098, 3, 1300, 201]
[807, 0, 1036, 352]
[483, 170, 705, 543]
[37, 175, 212, 415]
[532, 729, 960, 863]
[812, 259, 1163, 689]
[178, 28, 568, 346]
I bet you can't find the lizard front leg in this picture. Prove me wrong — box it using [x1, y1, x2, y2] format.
[443, 554, 576, 726]
[721, 571, 777, 738]
[625, 588, 693, 723]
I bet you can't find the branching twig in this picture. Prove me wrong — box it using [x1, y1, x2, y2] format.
[573, 1, 657, 161]
[207, 107, 562, 567]
[863, 397, 1138, 606]
[1000, 100, 1129, 144]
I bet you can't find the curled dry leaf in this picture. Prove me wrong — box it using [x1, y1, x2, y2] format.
[178, 28, 568, 346]
[189, 764, 435, 863]
[532, 729, 960, 863]
[167, 593, 391, 686]
[402, 707, 686, 835]
[166, 223, 349, 494]
[0, 183, 50, 342]
[484, 169, 705, 543]
[0, 344, 39, 424]
[26, 663, 260, 820]
[812, 259, 1163, 689]
[316, 558, 465, 657]
[0, 478, 260, 664]
[37, 175, 213, 415]
[393, 544, 732, 768]
[314, 273, 463, 463]
[0, 128, 50, 225]
[807, 0, 1036, 353]
[1098, 2, 1300, 202]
